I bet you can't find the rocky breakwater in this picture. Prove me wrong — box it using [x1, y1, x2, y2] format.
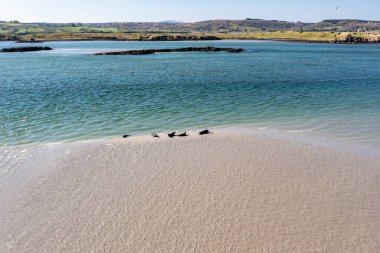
[0, 46, 52, 53]
[95, 46, 245, 55]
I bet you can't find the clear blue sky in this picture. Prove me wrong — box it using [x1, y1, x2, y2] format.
[1, 0, 379, 23]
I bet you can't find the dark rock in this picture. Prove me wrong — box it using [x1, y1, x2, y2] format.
[17, 38, 43, 43]
[334, 33, 380, 44]
[0, 46, 52, 53]
[0, 35, 20, 41]
[146, 35, 221, 41]
[95, 47, 244, 55]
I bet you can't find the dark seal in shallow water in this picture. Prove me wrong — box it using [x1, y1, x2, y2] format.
[199, 129, 213, 135]
[168, 132, 176, 138]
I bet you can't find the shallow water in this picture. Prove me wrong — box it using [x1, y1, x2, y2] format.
[1, 40, 379, 148]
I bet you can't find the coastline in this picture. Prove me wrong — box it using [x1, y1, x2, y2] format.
[1, 14, 380, 252]
[2, 123, 380, 159]
[1, 128, 380, 252]
[2, 38, 380, 44]
[1, 32, 380, 44]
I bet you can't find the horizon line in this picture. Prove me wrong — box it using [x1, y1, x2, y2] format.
[2, 18, 380, 25]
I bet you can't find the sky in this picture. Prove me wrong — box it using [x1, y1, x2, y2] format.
[0, 0, 379, 23]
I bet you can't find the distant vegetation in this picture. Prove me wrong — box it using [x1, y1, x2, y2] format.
[1, 19, 379, 43]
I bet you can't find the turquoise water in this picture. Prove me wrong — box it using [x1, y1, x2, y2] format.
[1, 40, 380, 147]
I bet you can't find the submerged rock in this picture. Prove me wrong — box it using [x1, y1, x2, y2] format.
[0, 46, 52, 53]
[95, 46, 244, 55]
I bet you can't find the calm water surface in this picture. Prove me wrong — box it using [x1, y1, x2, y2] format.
[1, 40, 379, 148]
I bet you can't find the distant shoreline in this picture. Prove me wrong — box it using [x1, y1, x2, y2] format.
[1, 18, 379, 44]
[1, 38, 331, 43]
[1, 31, 379, 44]
[2, 38, 380, 45]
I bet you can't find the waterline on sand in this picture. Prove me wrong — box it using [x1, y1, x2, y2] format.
[0, 130, 379, 252]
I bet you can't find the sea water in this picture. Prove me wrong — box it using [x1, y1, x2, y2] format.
[1, 40, 379, 152]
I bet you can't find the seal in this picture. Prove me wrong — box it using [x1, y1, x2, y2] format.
[123, 135, 131, 138]
[177, 132, 188, 137]
[199, 130, 213, 135]
[168, 132, 176, 138]
[151, 133, 160, 138]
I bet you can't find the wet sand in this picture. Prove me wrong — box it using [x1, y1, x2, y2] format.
[1, 130, 380, 252]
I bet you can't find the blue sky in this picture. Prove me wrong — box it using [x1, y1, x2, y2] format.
[1, 0, 379, 23]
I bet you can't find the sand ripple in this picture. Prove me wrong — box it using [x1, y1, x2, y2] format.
[0, 132, 380, 252]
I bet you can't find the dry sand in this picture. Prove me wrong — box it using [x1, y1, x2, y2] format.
[1, 130, 380, 252]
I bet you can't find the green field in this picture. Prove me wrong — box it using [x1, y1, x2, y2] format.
[1, 21, 379, 43]
[0, 23, 124, 34]
[217, 31, 340, 41]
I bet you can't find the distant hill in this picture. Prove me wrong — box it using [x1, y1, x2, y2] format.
[310, 19, 380, 32]
[159, 20, 185, 24]
[1, 19, 379, 35]
[1, 19, 379, 43]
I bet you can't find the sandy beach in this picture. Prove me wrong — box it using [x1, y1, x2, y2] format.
[1, 130, 380, 252]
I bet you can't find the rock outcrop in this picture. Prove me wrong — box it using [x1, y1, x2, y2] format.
[95, 46, 244, 55]
[0, 34, 20, 41]
[334, 33, 380, 44]
[16, 38, 44, 43]
[0, 46, 52, 53]
[144, 35, 221, 41]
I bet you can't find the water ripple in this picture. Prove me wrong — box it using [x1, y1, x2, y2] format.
[0, 41, 380, 147]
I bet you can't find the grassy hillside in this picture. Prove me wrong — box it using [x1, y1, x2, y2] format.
[1, 19, 379, 43]
[218, 31, 339, 41]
